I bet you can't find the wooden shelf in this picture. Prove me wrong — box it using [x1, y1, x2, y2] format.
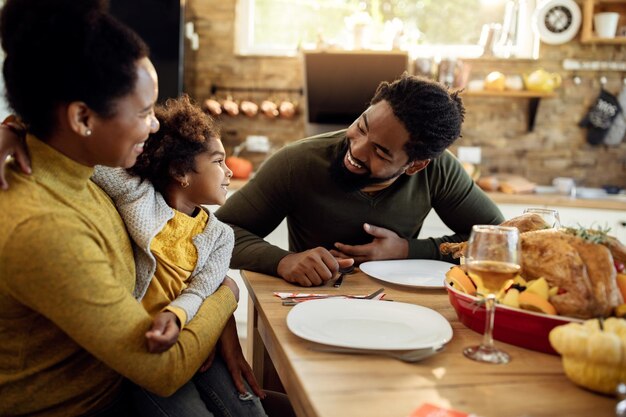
[463, 90, 557, 131]
[581, 0, 626, 44]
[581, 35, 626, 43]
[464, 90, 556, 98]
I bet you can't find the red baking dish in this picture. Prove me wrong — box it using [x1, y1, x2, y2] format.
[446, 282, 582, 355]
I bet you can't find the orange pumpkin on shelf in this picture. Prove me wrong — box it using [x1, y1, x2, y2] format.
[225, 156, 253, 179]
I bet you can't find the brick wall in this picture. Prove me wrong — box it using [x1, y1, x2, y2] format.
[184, 0, 626, 188]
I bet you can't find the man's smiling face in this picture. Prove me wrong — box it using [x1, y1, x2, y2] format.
[330, 100, 429, 192]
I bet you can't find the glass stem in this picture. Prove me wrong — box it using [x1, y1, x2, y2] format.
[482, 294, 496, 349]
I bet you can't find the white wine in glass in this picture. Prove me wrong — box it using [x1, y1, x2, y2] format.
[522, 207, 561, 229]
[464, 225, 521, 364]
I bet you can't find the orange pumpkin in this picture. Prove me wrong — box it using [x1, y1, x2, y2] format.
[225, 156, 253, 179]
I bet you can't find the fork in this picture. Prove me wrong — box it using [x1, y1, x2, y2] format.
[281, 287, 384, 306]
[311, 345, 444, 362]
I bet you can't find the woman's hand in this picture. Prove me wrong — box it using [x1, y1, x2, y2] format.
[0, 118, 31, 190]
[145, 311, 181, 353]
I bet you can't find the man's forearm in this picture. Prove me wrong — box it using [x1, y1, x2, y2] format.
[229, 225, 290, 275]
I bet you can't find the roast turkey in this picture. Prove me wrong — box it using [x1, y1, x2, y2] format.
[439, 213, 625, 318]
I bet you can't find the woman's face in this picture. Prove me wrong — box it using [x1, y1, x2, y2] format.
[90, 57, 160, 168]
[181, 139, 233, 208]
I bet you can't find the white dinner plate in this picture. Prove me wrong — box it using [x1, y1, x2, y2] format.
[360, 259, 455, 288]
[286, 298, 453, 350]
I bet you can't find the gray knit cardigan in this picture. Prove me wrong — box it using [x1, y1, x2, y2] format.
[92, 166, 234, 324]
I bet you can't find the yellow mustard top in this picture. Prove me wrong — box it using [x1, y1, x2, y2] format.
[143, 208, 209, 327]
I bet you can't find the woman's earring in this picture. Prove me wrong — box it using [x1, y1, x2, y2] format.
[181, 180, 189, 188]
[85, 128, 92, 137]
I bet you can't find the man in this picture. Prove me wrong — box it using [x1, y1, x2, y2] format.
[215, 74, 504, 286]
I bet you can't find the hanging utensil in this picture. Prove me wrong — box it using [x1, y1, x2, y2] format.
[204, 98, 222, 116]
[222, 95, 239, 117]
[240, 100, 258, 117]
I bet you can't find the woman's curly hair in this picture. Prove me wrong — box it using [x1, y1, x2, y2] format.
[371, 73, 465, 162]
[128, 95, 220, 194]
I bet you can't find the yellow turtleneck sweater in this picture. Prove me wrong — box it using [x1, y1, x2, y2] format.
[0, 136, 236, 416]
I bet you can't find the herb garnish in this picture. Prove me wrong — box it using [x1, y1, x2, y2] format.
[563, 224, 612, 244]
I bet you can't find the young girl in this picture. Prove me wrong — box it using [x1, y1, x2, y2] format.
[1, 95, 269, 417]
[94, 95, 268, 417]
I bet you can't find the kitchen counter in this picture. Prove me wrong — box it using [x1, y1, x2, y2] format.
[229, 179, 626, 211]
[486, 192, 626, 211]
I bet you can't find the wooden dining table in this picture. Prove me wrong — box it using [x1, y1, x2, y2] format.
[242, 269, 615, 417]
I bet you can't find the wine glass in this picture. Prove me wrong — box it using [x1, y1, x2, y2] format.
[464, 225, 521, 364]
[523, 207, 561, 229]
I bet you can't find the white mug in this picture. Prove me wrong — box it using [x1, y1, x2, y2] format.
[594, 12, 620, 39]
[552, 177, 576, 196]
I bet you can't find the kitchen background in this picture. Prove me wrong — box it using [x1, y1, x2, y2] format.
[179, 0, 626, 190]
[1, 0, 623, 190]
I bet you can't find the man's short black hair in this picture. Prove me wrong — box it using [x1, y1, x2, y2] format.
[370, 73, 465, 161]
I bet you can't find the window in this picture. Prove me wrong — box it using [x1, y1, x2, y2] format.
[236, 0, 537, 58]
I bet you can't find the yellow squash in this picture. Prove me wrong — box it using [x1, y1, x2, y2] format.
[549, 318, 626, 395]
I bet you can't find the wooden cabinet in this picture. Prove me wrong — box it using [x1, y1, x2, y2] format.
[581, 0, 626, 43]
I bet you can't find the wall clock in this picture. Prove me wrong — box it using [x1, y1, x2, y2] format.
[533, 0, 581, 45]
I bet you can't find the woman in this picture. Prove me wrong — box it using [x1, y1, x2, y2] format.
[0, 1, 237, 415]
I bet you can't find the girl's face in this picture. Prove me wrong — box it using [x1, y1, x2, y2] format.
[89, 57, 160, 168]
[180, 138, 233, 208]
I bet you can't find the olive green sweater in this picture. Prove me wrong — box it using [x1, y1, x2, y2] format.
[216, 130, 504, 275]
[0, 136, 237, 416]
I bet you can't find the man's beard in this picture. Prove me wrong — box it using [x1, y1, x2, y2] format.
[329, 137, 404, 192]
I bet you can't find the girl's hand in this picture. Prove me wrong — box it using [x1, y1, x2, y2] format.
[145, 311, 181, 353]
[218, 316, 265, 398]
[199, 348, 217, 372]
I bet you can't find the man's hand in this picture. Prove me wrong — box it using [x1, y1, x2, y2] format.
[221, 276, 240, 302]
[331, 223, 408, 264]
[145, 311, 181, 353]
[277, 247, 354, 287]
[0, 119, 31, 190]
[214, 316, 266, 399]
